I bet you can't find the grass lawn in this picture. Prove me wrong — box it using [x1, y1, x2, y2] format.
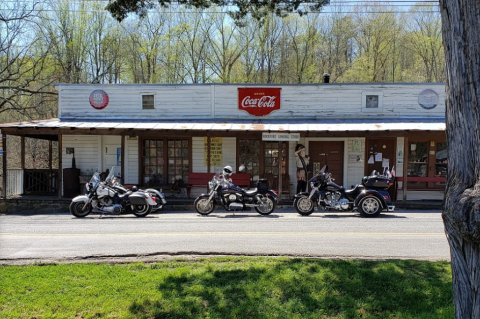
[0, 257, 453, 318]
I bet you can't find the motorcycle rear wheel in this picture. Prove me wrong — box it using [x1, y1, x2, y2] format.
[132, 204, 152, 217]
[70, 201, 92, 218]
[358, 196, 382, 217]
[294, 196, 314, 216]
[255, 196, 276, 215]
[194, 197, 215, 215]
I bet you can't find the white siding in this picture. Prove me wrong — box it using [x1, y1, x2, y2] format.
[58, 83, 446, 120]
[125, 137, 139, 185]
[62, 135, 101, 174]
[102, 136, 121, 174]
[346, 138, 366, 188]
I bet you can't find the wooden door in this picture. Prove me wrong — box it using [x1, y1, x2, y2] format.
[308, 141, 344, 184]
[365, 138, 396, 175]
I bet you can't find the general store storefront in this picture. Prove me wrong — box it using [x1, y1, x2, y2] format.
[0, 83, 446, 202]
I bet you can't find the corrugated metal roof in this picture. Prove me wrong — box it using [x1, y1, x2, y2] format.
[0, 118, 446, 132]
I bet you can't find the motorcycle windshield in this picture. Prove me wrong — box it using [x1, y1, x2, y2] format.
[89, 172, 101, 190]
[310, 165, 327, 182]
[105, 167, 115, 182]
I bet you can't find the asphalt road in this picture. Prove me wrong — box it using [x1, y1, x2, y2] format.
[0, 208, 450, 265]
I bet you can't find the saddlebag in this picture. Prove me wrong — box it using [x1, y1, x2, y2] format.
[362, 176, 390, 188]
[129, 192, 147, 205]
[257, 179, 269, 193]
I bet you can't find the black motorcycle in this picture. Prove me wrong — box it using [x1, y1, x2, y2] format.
[293, 165, 395, 217]
[194, 172, 278, 215]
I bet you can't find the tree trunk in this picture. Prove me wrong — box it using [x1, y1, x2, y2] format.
[439, 1, 480, 318]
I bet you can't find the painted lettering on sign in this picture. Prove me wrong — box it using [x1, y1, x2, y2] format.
[89, 89, 109, 110]
[238, 88, 281, 116]
[204, 137, 222, 166]
[262, 133, 300, 141]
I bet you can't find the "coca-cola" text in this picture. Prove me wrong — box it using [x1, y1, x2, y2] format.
[241, 96, 276, 108]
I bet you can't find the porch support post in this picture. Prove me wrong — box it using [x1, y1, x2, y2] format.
[121, 134, 125, 183]
[402, 134, 408, 203]
[2, 133, 6, 198]
[58, 134, 62, 197]
[278, 141, 283, 197]
[207, 135, 211, 177]
[48, 139, 52, 169]
[20, 136, 25, 169]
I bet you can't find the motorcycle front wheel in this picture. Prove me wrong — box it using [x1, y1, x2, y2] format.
[70, 201, 92, 218]
[132, 204, 152, 217]
[294, 196, 314, 216]
[255, 196, 276, 215]
[358, 196, 382, 217]
[194, 197, 215, 215]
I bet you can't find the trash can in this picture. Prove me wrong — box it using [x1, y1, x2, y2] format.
[63, 168, 80, 197]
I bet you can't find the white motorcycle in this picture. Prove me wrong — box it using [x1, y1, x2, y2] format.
[69, 168, 157, 218]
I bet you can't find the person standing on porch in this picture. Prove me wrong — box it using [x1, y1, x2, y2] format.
[295, 144, 309, 193]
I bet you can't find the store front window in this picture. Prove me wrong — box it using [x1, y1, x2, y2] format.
[407, 140, 446, 189]
[142, 138, 189, 187]
[237, 139, 288, 191]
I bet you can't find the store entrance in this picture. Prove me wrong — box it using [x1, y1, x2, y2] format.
[309, 141, 344, 184]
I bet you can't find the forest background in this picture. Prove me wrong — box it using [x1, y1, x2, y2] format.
[0, 0, 444, 171]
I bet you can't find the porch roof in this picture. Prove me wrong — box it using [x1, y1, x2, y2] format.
[0, 117, 445, 134]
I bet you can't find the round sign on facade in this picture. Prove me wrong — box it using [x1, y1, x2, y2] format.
[89, 89, 109, 110]
[418, 89, 438, 109]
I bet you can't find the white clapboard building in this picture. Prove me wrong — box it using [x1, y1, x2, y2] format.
[0, 83, 446, 201]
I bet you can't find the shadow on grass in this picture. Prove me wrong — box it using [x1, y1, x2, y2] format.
[128, 258, 453, 319]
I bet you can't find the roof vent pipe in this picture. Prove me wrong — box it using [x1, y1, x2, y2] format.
[323, 73, 330, 83]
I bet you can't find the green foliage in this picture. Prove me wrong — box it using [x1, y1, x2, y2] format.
[0, 258, 453, 318]
[105, 0, 331, 24]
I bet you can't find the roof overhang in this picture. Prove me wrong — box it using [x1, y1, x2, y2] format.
[0, 117, 446, 138]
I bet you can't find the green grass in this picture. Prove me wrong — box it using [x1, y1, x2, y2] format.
[0, 257, 453, 318]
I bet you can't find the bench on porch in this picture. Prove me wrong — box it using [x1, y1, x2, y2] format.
[186, 172, 251, 197]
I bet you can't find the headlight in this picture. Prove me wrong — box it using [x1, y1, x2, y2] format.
[208, 181, 215, 189]
[310, 182, 315, 188]
[86, 183, 91, 192]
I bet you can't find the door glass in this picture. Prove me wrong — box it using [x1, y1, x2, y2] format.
[264, 141, 287, 190]
[238, 139, 260, 184]
[167, 139, 189, 184]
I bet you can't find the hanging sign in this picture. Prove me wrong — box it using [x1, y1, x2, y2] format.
[204, 137, 222, 166]
[238, 88, 281, 116]
[262, 133, 300, 141]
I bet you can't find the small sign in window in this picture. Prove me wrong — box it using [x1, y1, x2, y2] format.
[366, 95, 379, 108]
[142, 95, 155, 109]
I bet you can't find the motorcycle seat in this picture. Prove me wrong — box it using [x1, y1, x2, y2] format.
[245, 189, 258, 195]
[118, 191, 132, 201]
[345, 184, 365, 196]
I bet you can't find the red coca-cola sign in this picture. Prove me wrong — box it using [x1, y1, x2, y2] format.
[238, 88, 281, 116]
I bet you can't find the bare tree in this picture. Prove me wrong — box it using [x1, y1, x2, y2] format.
[0, 0, 57, 119]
